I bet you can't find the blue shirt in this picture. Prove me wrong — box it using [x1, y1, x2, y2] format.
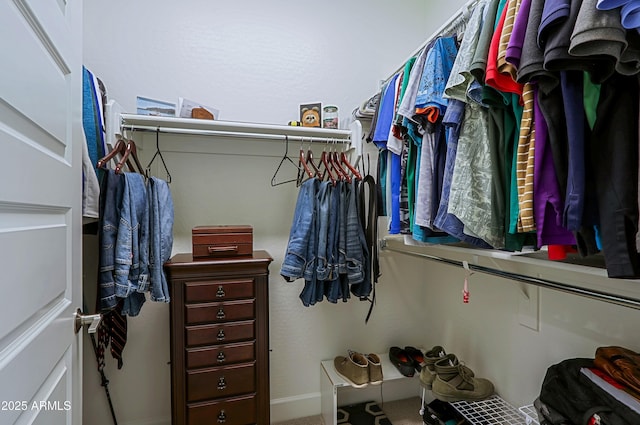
[415, 36, 459, 114]
[372, 74, 400, 149]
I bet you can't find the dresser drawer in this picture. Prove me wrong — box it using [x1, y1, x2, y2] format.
[185, 299, 255, 325]
[186, 341, 255, 369]
[185, 279, 254, 303]
[186, 321, 255, 347]
[187, 393, 256, 425]
[187, 362, 255, 402]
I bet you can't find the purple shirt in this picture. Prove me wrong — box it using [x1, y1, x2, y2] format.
[506, 0, 533, 68]
[533, 87, 576, 247]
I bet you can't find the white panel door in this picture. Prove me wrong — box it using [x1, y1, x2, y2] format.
[0, 0, 83, 424]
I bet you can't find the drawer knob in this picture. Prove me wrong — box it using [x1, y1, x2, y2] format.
[216, 329, 225, 341]
[217, 376, 227, 390]
[216, 308, 226, 320]
[217, 351, 226, 363]
[217, 410, 226, 423]
[216, 286, 226, 298]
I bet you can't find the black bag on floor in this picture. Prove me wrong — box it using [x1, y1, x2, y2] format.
[539, 358, 640, 425]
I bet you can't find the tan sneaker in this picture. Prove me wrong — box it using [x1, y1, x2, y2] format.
[365, 353, 383, 385]
[431, 354, 494, 402]
[334, 350, 369, 388]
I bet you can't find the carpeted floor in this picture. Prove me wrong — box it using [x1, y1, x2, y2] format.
[273, 397, 424, 425]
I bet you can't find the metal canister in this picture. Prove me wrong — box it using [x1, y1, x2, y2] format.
[323, 105, 339, 129]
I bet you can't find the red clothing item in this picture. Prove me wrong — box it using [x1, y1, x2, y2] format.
[547, 244, 577, 260]
[414, 107, 440, 123]
[485, 1, 524, 97]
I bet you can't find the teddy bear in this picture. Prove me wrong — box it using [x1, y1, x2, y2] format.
[301, 106, 321, 127]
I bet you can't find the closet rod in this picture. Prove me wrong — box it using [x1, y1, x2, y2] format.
[123, 125, 351, 144]
[380, 244, 640, 311]
[379, 0, 481, 89]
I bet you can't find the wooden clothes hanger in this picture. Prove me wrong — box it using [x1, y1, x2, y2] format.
[340, 151, 363, 180]
[296, 141, 332, 186]
[296, 146, 315, 186]
[319, 150, 337, 186]
[331, 148, 351, 183]
[96, 137, 127, 169]
[96, 133, 145, 175]
[115, 139, 145, 174]
[305, 145, 321, 179]
[271, 137, 354, 187]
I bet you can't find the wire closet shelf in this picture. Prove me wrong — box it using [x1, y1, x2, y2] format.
[451, 395, 533, 425]
[120, 113, 354, 144]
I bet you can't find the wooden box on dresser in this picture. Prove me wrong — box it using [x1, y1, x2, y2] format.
[164, 251, 273, 425]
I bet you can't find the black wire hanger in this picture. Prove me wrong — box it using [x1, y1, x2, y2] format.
[271, 135, 303, 186]
[146, 128, 172, 183]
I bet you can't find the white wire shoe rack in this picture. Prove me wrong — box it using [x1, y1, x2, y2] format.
[420, 390, 539, 425]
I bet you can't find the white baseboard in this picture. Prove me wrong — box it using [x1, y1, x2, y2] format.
[120, 417, 170, 425]
[270, 380, 421, 423]
[111, 396, 321, 425]
[113, 385, 419, 425]
[270, 392, 322, 423]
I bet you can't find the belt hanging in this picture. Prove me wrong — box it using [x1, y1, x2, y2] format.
[359, 167, 380, 323]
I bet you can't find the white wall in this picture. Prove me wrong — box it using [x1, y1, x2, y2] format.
[82, 1, 470, 424]
[83, 0, 464, 125]
[386, 253, 640, 408]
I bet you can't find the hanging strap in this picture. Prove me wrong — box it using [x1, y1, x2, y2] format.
[87, 293, 119, 425]
[361, 174, 380, 281]
[359, 171, 380, 323]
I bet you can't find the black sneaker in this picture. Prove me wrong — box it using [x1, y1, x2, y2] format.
[404, 346, 425, 372]
[388, 346, 416, 377]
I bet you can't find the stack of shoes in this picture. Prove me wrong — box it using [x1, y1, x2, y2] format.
[420, 346, 447, 389]
[431, 353, 494, 402]
[389, 346, 424, 377]
[420, 346, 477, 390]
[334, 350, 383, 387]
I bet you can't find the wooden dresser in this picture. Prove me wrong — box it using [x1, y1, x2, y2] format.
[164, 251, 272, 425]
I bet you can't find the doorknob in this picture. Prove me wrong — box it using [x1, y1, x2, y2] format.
[74, 308, 102, 334]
